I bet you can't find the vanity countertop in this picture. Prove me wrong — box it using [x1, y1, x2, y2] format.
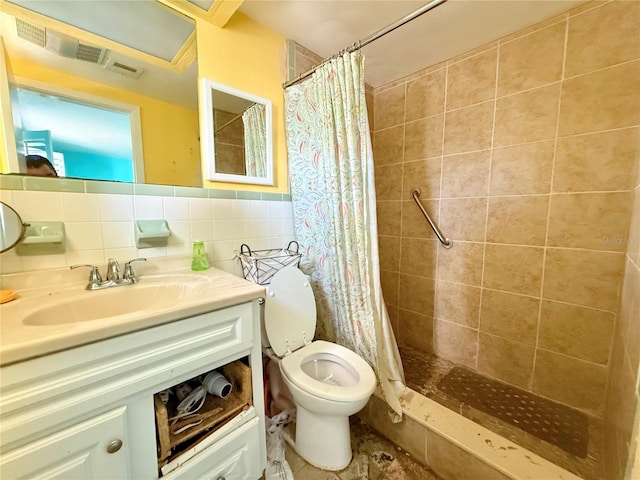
[0, 257, 265, 366]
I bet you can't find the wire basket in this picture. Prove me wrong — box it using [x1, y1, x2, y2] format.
[238, 241, 302, 285]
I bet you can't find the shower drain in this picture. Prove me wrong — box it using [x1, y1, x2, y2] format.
[437, 367, 589, 458]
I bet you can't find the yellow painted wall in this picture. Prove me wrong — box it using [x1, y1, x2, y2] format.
[3, 55, 200, 187]
[0, 107, 7, 172]
[195, 12, 289, 192]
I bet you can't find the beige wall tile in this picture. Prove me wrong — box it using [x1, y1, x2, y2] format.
[365, 395, 427, 463]
[434, 281, 481, 328]
[565, 0, 640, 78]
[375, 164, 403, 201]
[486, 195, 549, 246]
[494, 83, 561, 147]
[426, 430, 511, 480]
[405, 115, 444, 161]
[401, 199, 440, 240]
[400, 237, 438, 278]
[403, 158, 442, 199]
[441, 150, 491, 198]
[374, 83, 405, 130]
[387, 304, 399, 336]
[483, 244, 544, 296]
[628, 187, 640, 266]
[366, 87, 374, 130]
[377, 201, 401, 236]
[547, 192, 632, 252]
[489, 141, 555, 195]
[439, 198, 488, 242]
[373, 126, 404, 166]
[479, 289, 540, 345]
[498, 22, 566, 96]
[379, 235, 401, 272]
[618, 260, 639, 338]
[399, 273, 435, 316]
[554, 128, 639, 193]
[446, 48, 497, 110]
[539, 300, 615, 365]
[406, 69, 445, 121]
[433, 319, 478, 368]
[380, 270, 399, 306]
[478, 333, 535, 389]
[437, 241, 484, 286]
[443, 101, 494, 155]
[619, 259, 640, 370]
[398, 308, 434, 353]
[603, 335, 638, 479]
[559, 61, 640, 137]
[543, 248, 625, 311]
[533, 348, 608, 413]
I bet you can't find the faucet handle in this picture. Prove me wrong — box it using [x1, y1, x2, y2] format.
[71, 264, 102, 284]
[123, 257, 147, 282]
[106, 258, 121, 281]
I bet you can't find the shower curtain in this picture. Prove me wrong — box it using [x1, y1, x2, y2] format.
[284, 51, 406, 420]
[242, 103, 267, 177]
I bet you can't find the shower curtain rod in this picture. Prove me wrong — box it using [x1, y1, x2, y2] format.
[282, 0, 448, 89]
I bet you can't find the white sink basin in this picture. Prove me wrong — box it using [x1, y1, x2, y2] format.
[22, 274, 209, 326]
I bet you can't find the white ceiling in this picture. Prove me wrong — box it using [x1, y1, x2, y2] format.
[238, 0, 587, 87]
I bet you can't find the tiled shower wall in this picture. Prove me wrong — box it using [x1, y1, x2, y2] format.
[0, 182, 295, 277]
[605, 132, 640, 476]
[373, 0, 639, 419]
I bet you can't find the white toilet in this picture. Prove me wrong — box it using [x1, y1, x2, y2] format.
[262, 266, 376, 471]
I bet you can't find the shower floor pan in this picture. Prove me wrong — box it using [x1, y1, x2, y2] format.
[400, 347, 603, 480]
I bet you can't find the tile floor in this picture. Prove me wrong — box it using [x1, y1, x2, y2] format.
[283, 417, 442, 480]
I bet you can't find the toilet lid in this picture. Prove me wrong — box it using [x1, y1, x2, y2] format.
[264, 266, 316, 357]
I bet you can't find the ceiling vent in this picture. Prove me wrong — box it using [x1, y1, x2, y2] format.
[103, 57, 144, 79]
[15, 18, 107, 64]
[15, 18, 45, 47]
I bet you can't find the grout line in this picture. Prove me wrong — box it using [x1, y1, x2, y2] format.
[395, 79, 408, 334]
[476, 45, 501, 371]
[432, 61, 449, 354]
[387, 56, 638, 122]
[532, 18, 570, 391]
[371, 124, 639, 165]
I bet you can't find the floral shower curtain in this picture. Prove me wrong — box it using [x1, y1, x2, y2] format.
[284, 51, 405, 420]
[243, 103, 267, 177]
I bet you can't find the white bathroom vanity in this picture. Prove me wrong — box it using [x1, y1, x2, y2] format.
[0, 261, 267, 479]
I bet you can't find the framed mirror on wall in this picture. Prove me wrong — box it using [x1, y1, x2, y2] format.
[0, 2, 201, 188]
[200, 78, 274, 186]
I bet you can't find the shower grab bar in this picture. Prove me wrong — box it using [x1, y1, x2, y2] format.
[411, 188, 453, 249]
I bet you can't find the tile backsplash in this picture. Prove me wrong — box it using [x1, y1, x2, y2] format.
[0, 187, 295, 276]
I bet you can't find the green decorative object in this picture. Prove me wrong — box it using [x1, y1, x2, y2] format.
[191, 241, 209, 271]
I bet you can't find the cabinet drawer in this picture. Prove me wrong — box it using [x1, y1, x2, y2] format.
[0, 406, 129, 480]
[1, 302, 254, 447]
[161, 416, 262, 480]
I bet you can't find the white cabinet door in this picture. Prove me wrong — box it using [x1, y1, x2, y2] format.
[0, 407, 129, 480]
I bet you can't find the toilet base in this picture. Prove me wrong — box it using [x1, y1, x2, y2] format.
[294, 404, 352, 471]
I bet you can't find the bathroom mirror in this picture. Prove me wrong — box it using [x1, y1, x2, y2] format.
[0, 202, 26, 253]
[0, 4, 201, 187]
[200, 78, 274, 186]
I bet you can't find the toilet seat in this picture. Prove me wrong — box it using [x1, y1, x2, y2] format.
[264, 266, 316, 357]
[280, 340, 376, 403]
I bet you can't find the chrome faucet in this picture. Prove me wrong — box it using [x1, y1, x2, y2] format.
[71, 258, 147, 290]
[106, 258, 121, 281]
[122, 258, 146, 283]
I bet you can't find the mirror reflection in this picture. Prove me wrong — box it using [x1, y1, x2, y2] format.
[201, 79, 273, 186]
[0, 6, 201, 187]
[0, 201, 26, 253]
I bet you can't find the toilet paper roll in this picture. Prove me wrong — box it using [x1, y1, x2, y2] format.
[202, 371, 233, 398]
